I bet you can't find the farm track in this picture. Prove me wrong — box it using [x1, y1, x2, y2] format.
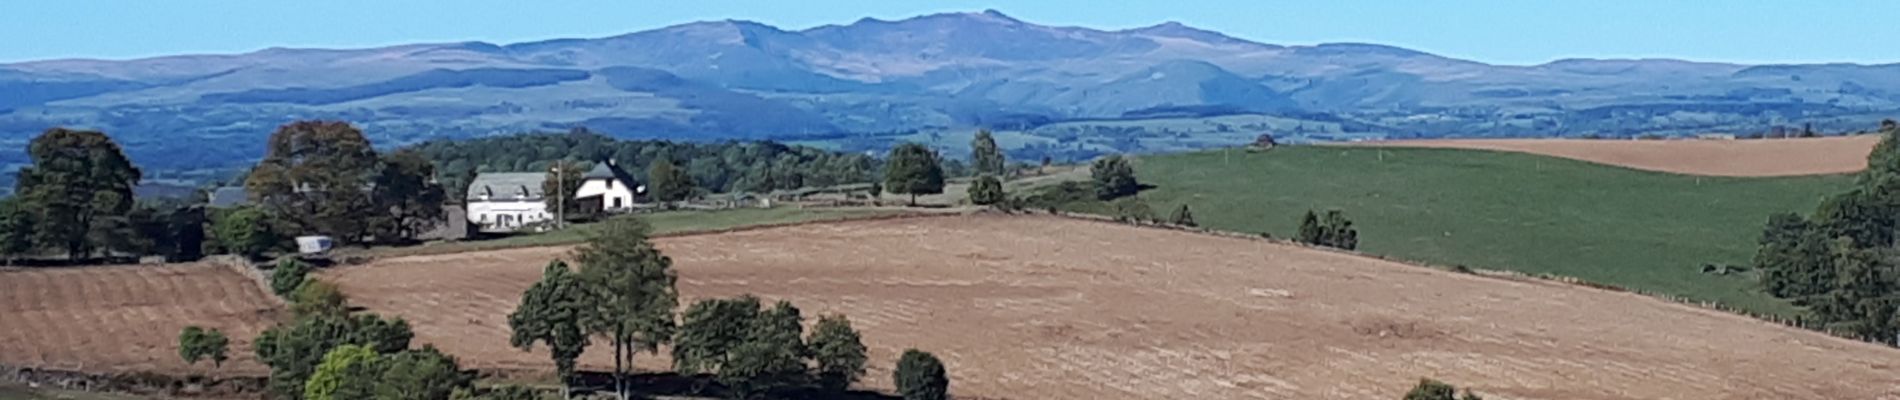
[324, 214, 1900, 399]
[1351, 135, 1880, 177]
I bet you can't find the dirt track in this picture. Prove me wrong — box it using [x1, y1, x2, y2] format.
[323, 215, 1900, 399]
[1353, 136, 1879, 177]
[0, 263, 279, 377]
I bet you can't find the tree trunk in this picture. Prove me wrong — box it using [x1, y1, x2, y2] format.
[614, 338, 627, 400]
[909, 193, 917, 207]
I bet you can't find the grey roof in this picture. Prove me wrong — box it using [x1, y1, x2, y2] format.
[209, 186, 249, 208]
[467, 172, 548, 201]
[583, 161, 640, 186]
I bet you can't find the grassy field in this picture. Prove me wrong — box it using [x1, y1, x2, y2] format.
[360, 206, 912, 258]
[1121, 146, 1855, 315]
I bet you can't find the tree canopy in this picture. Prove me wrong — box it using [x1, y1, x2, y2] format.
[893, 349, 949, 400]
[507, 260, 592, 390]
[247, 121, 381, 241]
[178, 326, 231, 368]
[410, 131, 874, 195]
[967, 175, 1005, 206]
[15, 128, 142, 260]
[970, 129, 1006, 176]
[1090, 155, 1139, 200]
[883, 143, 945, 205]
[574, 216, 679, 399]
[648, 158, 698, 203]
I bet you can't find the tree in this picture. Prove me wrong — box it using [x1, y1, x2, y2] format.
[967, 175, 1005, 206]
[372, 149, 447, 242]
[970, 130, 1006, 176]
[868, 183, 883, 202]
[0, 198, 31, 265]
[1321, 210, 1360, 250]
[304, 344, 384, 400]
[574, 216, 679, 400]
[673, 295, 764, 377]
[212, 206, 280, 259]
[376, 346, 470, 400]
[255, 311, 414, 399]
[508, 261, 592, 394]
[246, 121, 380, 242]
[165, 205, 207, 261]
[884, 143, 945, 206]
[649, 158, 698, 203]
[15, 128, 142, 260]
[1090, 155, 1139, 200]
[1171, 204, 1197, 227]
[291, 279, 351, 318]
[893, 349, 948, 400]
[1402, 378, 1482, 400]
[807, 315, 868, 391]
[178, 326, 231, 368]
[272, 259, 314, 297]
[544, 160, 587, 221]
[721, 300, 807, 398]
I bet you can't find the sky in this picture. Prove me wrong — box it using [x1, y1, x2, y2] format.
[3, 0, 1897, 65]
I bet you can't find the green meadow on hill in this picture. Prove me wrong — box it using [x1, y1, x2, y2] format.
[1122, 146, 1856, 315]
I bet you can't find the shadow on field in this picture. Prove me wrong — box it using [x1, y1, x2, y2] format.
[570, 371, 901, 400]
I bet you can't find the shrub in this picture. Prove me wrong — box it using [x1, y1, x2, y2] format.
[271, 259, 313, 297]
[893, 349, 948, 400]
[808, 315, 868, 391]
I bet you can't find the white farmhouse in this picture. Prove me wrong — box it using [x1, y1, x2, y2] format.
[575, 160, 646, 212]
[466, 172, 552, 232]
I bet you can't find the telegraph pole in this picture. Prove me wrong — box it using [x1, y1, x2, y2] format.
[551, 164, 565, 229]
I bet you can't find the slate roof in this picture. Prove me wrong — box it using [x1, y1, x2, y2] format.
[209, 186, 249, 208]
[582, 161, 640, 187]
[467, 172, 548, 202]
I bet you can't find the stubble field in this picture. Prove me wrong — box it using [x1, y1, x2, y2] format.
[0, 263, 279, 377]
[322, 215, 1900, 400]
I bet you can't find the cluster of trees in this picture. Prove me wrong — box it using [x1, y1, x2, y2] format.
[1090, 155, 1140, 200]
[246, 121, 446, 245]
[1402, 378, 1484, 400]
[409, 129, 877, 198]
[2, 128, 147, 262]
[966, 130, 1007, 206]
[1297, 210, 1359, 250]
[1754, 120, 1900, 343]
[504, 216, 948, 399]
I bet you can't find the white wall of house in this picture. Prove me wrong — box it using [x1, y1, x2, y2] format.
[467, 200, 551, 231]
[576, 178, 640, 211]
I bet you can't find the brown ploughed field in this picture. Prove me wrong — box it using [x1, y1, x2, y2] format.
[323, 215, 1900, 400]
[0, 263, 280, 376]
[1353, 135, 1880, 177]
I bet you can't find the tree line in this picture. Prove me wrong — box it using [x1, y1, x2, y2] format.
[1754, 119, 1900, 344]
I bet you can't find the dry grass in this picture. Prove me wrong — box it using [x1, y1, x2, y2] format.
[0, 263, 279, 377]
[323, 214, 1900, 399]
[1350, 135, 1880, 177]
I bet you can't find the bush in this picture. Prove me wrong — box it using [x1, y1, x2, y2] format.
[893, 349, 948, 400]
[808, 315, 868, 391]
[271, 259, 313, 297]
[1402, 378, 1482, 400]
[968, 175, 1005, 206]
[178, 326, 231, 368]
[1090, 155, 1139, 200]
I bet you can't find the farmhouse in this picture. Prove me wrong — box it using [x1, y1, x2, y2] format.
[575, 160, 646, 212]
[466, 172, 552, 231]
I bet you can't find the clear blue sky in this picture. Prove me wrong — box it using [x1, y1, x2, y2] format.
[4, 0, 1897, 65]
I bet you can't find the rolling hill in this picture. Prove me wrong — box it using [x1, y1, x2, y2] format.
[3, 9, 1900, 191]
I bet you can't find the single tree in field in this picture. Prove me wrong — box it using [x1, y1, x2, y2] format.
[967, 175, 1005, 206]
[508, 260, 592, 396]
[894, 349, 948, 400]
[1296, 211, 1324, 245]
[648, 158, 698, 204]
[1171, 204, 1197, 227]
[970, 129, 1006, 176]
[371, 149, 446, 242]
[246, 121, 380, 241]
[575, 216, 679, 400]
[0, 198, 32, 265]
[808, 315, 868, 392]
[883, 143, 946, 206]
[178, 326, 231, 368]
[1090, 155, 1139, 200]
[544, 160, 587, 221]
[15, 128, 142, 260]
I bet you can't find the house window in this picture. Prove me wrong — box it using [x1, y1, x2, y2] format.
[613, 197, 623, 209]
[606, 179, 614, 189]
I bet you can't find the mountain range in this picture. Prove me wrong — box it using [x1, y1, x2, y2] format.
[4, 9, 1899, 187]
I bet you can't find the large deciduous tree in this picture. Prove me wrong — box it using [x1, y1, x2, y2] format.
[246, 121, 379, 241]
[807, 315, 868, 391]
[371, 149, 446, 242]
[15, 128, 142, 260]
[648, 158, 697, 203]
[508, 261, 592, 395]
[1090, 155, 1138, 200]
[574, 216, 679, 400]
[883, 143, 945, 206]
[893, 349, 948, 400]
[0, 198, 32, 265]
[970, 129, 1006, 177]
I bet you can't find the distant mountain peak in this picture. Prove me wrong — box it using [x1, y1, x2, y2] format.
[1125, 21, 1264, 47]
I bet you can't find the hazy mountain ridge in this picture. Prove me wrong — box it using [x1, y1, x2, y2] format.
[2, 9, 1898, 187]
